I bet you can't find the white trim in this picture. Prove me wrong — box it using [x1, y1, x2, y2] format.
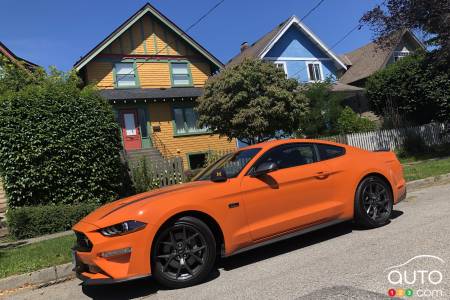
[258, 16, 347, 70]
[75, 5, 223, 71]
[264, 57, 332, 61]
[305, 61, 324, 82]
[272, 61, 288, 76]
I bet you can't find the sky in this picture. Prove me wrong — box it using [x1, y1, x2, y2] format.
[0, 0, 383, 71]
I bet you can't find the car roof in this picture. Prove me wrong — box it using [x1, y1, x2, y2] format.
[239, 139, 346, 151]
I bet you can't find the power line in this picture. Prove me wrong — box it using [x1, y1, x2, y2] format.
[115, 0, 226, 82]
[300, 0, 325, 21]
[290, 23, 363, 80]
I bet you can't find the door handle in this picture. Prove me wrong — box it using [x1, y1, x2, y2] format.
[315, 171, 329, 179]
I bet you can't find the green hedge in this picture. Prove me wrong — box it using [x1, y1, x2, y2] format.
[0, 71, 132, 207]
[6, 203, 99, 239]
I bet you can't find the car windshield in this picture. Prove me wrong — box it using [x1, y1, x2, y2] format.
[193, 148, 261, 181]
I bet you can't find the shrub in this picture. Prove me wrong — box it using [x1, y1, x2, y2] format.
[299, 81, 344, 137]
[337, 107, 378, 134]
[129, 157, 160, 193]
[397, 131, 429, 158]
[0, 70, 129, 207]
[366, 54, 449, 125]
[6, 202, 99, 239]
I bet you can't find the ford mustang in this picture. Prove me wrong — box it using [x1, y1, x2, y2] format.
[72, 139, 406, 288]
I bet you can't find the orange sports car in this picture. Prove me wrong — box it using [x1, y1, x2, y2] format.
[72, 139, 406, 288]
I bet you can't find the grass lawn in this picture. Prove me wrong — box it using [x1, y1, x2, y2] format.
[402, 156, 450, 181]
[0, 235, 74, 279]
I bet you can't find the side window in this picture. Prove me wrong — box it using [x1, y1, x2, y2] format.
[253, 144, 316, 171]
[316, 144, 345, 160]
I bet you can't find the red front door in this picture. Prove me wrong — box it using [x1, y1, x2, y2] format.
[120, 109, 142, 150]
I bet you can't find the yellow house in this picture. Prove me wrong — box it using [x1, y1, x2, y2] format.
[74, 3, 236, 169]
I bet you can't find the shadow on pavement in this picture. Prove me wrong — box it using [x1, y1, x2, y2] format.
[81, 269, 220, 299]
[81, 212, 404, 299]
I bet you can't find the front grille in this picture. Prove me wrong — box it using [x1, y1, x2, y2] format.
[74, 231, 93, 252]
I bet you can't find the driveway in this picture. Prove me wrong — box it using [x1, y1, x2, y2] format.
[9, 182, 450, 300]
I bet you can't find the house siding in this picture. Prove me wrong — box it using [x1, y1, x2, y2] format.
[148, 102, 235, 168]
[263, 25, 339, 82]
[81, 11, 235, 169]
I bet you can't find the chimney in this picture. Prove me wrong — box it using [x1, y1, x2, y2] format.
[240, 42, 249, 52]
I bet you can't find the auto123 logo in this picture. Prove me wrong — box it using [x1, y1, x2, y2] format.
[385, 255, 446, 298]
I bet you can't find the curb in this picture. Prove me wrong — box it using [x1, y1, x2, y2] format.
[0, 263, 74, 293]
[406, 173, 450, 191]
[0, 173, 449, 293]
[0, 230, 73, 249]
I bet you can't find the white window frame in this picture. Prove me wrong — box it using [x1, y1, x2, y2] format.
[393, 50, 411, 62]
[115, 62, 137, 88]
[306, 61, 324, 82]
[273, 61, 288, 76]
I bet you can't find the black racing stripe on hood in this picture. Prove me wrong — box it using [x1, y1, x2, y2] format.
[99, 184, 196, 219]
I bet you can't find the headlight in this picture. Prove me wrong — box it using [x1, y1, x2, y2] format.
[99, 220, 146, 237]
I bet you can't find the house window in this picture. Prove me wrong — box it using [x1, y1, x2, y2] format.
[171, 62, 192, 86]
[188, 153, 207, 170]
[307, 62, 323, 82]
[274, 62, 287, 75]
[173, 106, 207, 135]
[115, 63, 137, 87]
[393, 49, 411, 62]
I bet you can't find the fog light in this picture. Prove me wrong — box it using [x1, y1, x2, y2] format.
[99, 247, 131, 258]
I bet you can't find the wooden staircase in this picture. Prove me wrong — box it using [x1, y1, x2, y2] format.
[125, 147, 167, 165]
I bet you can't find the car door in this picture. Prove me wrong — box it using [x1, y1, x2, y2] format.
[240, 143, 343, 242]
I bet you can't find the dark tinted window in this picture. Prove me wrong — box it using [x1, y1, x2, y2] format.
[188, 153, 207, 170]
[252, 144, 316, 171]
[316, 144, 345, 160]
[194, 148, 261, 181]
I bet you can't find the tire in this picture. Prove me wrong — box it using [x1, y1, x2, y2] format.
[151, 216, 216, 288]
[354, 176, 393, 228]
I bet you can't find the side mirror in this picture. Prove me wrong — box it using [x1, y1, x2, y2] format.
[210, 168, 228, 182]
[251, 162, 278, 177]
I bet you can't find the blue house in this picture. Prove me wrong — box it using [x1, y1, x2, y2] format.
[228, 16, 348, 85]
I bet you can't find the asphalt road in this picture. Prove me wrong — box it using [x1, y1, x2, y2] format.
[8, 182, 450, 300]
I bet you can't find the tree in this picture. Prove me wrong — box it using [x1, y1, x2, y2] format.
[0, 56, 45, 97]
[0, 68, 131, 207]
[365, 54, 449, 125]
[298, 81, 343, 137]
[196, 59, 309, 144]
[361, 0, 450, 61]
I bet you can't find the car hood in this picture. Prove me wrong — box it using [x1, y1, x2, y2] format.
[80, 180, 214, 227]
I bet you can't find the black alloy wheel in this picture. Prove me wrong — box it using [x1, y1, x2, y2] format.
[355, 176, 393, 228]
[152, 216, 216, 288]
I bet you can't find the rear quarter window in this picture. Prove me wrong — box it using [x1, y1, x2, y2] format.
[316, 144, 345, 160]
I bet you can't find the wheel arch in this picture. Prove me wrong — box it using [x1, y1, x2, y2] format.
[151, 210, 225, 257]
[358, 172, 394, 199]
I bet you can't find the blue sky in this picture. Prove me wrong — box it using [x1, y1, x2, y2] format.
[0, 0, 382, 71]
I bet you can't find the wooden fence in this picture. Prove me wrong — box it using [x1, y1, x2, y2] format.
[129, 157, 185, 188]
[320, 123, 449, 151]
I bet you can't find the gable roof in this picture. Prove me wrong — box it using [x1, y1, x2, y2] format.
[227, 15, 347, 70]
[0, 41, 38, 69]
[339, 30, 425, 84]
[74, 2, 223, 71]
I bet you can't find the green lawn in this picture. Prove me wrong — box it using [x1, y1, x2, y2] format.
[0, 235, 74, 279]
[403, 156, 450, 181]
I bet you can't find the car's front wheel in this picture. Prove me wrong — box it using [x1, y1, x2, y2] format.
[354, 176, 393, 228]
[151, 216, 216, 288]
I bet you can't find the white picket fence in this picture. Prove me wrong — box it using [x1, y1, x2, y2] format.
[321, 123, 449, 151]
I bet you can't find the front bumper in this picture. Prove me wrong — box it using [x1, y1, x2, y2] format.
[395, 185, 407, 204]
[72, 220, 156, 284]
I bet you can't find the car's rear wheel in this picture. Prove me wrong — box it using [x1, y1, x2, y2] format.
[151, 216, 216, 288]
[354, 176, 393, 228]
